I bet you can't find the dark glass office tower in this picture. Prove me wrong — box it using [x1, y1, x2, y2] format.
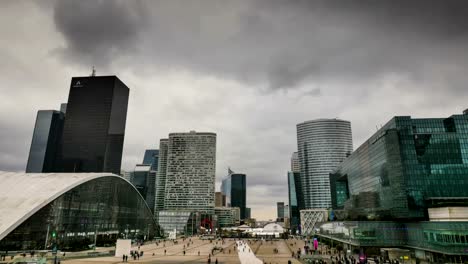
[231, 173, 247, 219]
[288, 171, 303, 234]
[59, 76, 129, 174]
[221, 171, 247, 219]
[142, 149, 159, 171]
[131, 164, 156, 214]
[26, 110, 65, 172]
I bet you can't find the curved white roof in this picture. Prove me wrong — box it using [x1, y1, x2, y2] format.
[262, 223, 284, 233]
[0, 171, 132, 240]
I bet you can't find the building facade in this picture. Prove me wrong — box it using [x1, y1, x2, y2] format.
[277, 202, 285, 219]
[245, 208, 251, 219]
[330, 113, 468, 220]
[221, 170, 247, 219]
[297, 119, 353, 209]
[142, 149, 159, 171]
[26, 110, 65, 173]
[288, 171, 304, 234]
[130, 164, 156, 214]
[163, 131, 216, 215]
[291, 152, 300, 173]
[155, 139, 168, 213]
[59, 76, 129, 174]
[215, 192, 226, 207]
[315, 221, 468, 261]
[215, 207, 240, 228]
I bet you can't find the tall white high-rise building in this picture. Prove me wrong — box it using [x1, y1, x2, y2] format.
[291, 152, 300, 173]
[296, 119, 352, 209]
[163, 131, 216, 214]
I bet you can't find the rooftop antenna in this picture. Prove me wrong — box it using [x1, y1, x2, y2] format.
[91, 66, 96, 77]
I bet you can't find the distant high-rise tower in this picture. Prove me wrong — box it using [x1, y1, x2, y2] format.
[163, 131, 216, 215]
[142, 149, 159, 171]
[277, 202, 285, 218]
[297, 119, 352, 209]
[59, 76, 129, 174]
[155, 139, 168, 212]
[288, 171, 303, 234]
[26, 109, 65, 172]
[130, 164, 156, 214]
[291, 152, 300, 173]
[215, 192, 226, 207]
[221, 169, 247, 219]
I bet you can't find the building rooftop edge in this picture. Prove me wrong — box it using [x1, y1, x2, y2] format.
[168, 132, 217, 136]
[297, 118, 351, 125]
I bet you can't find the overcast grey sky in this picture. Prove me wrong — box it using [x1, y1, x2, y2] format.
[1, 0, 468, 220]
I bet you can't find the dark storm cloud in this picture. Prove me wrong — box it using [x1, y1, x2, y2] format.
[52, 0, 468, 90]
[54, 0, 148, 68]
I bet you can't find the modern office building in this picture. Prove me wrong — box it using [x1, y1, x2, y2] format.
[215, 192, 226, 207]
[0, 172, 156, 251]
[59, 75, 129, 174]
[315, 111, 468, 261]
[297, 118, 353, 209]
[221, 170, 247, 219]
[26, 109, 65, 173]
[154, 139, 168, 213]
[330, 113, 468, 220]
[277, 202, 285, 218]
[215, 207, 240, 228]
[291, 152, 300, 173]
[142, 149, 159, 171]
[163, 131, 216, 215]
[288, 171, 304, 234]
[130, 164, 156, 214]
[245, 208, 251, 219]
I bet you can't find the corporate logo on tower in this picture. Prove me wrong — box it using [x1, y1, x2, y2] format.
[73, 80, 83, 88]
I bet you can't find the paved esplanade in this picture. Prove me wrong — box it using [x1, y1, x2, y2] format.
[236, 240, 262, 264]
[57, 237, 303, 264]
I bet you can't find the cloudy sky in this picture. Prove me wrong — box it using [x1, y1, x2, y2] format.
[1, 0, 468, 220]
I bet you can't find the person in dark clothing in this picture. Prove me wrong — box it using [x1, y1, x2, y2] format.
[123, 255, 125, 262]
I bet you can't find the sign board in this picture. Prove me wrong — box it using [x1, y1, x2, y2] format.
[115, 239, 131, 257]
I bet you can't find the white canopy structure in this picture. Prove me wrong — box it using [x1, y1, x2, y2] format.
[0, 171, 140, 240]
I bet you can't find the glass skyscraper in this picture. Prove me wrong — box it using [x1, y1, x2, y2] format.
[26, 110, 65, 173]
[221, 170, 247, 219]
[330, 112, 468, 220]
[142, 149, 159, 171]
[59, 76, 129, 174]
[288, 171, 303, 234]
[130, 164, 156, 214]
[297, 119, 353, 209]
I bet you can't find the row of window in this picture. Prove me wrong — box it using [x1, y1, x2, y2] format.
[424, 231, 468, 245]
